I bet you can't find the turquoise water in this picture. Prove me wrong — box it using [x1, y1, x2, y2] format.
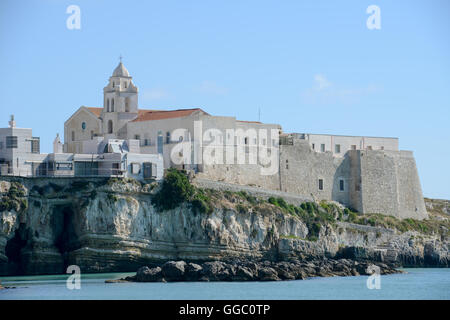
[0, 268, 449, 300]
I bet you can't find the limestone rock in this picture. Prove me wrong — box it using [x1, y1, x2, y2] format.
[161, 261, 186, 281]
[136, 266, 163, 282]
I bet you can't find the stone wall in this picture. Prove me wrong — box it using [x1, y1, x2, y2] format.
[197, 137, 428, 220]
[356, 150, 427, 219]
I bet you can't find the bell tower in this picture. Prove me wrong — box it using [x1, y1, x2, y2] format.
[102, 58, 139, 138]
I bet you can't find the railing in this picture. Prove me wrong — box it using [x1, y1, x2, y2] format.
[0, 167, 126, 178]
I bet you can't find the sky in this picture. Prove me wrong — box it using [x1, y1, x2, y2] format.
[0, 0, 449, 199]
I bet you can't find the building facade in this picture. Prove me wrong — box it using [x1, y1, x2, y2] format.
[61, 62, 428, 219]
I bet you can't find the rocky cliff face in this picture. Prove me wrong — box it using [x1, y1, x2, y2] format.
[0, 177, 448, 276]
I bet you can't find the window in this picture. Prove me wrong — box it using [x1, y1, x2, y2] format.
[124, 82, 128, 89]
[244, 137, 248, 145]
[166, 132, 171, 144]
[262, 138, 266, 146]
[335, 144, 341, 153]
[111, 99, 114, 112]
[81, 122, 86, 130]
[320, 144, 325, 152]
[131, 163, 140, 174]
[144, 139, 149, 146]
[125, 97, 130, 112]
[112, 81, 115, 88]
[6, 136, 18, 148]
[0, 141, 3, 149]
[380, 146, 384, 150]
[91, 131, 94, 139]
[56, 163, 73, 171]
[107, 120, 113, 134]
[318, 179, 323, 191]
[71, 131, 75, 141]
[351, 145, 356, 150]
[157, 132, 163, 154]
[312, 143, 315, 150]
[107, 99, 110, 112]
[31, 138, 40, 154]
[339, 179, 344, 191]
[286, 159, 289, 170]
[135, 134, 140, 140]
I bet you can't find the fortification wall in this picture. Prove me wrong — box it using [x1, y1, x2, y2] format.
[192, 178, 312, 205]
[195, 138, 427, 220]
[395, 151, 427, 219]
[196, 162, 280, 191]
[279, 140, 352, 207]
[356, 150, 427, 219]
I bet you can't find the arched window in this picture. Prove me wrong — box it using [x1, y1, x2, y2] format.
[166, 131, 171, 144]
[107, 120, 113, 134]
[157, 131, 163, 154]
[111, 99, 114, 112]
[107, 99, 110, 112]
[112, 81, 115, 88]
[124, 82, 127, 88]
[125, 97, 130, 112]
[71, 131, 75, 141]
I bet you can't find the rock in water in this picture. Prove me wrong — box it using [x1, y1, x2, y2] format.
[258, 267, 281, 281]
[161, 261, 186, 281]
[185, 263, 203, 281]
[136, 266, 163, 282]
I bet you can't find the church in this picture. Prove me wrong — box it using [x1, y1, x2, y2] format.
[61, 61, 428, 220]
[64, 61, 281, 170]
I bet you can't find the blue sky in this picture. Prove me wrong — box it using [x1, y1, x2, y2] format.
[0, 0, 449, 199]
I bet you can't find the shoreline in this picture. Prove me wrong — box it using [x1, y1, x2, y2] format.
[106, 258, 404, 283]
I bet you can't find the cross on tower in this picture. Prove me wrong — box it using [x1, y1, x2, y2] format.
[119, 55, 123, 63]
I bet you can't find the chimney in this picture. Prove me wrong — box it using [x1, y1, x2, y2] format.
[9, 115, 16, 128]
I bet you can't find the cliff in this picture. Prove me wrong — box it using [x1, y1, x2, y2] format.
[0, 173, 448, 276]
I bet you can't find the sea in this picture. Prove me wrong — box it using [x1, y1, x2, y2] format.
[0, 268, 448, 300]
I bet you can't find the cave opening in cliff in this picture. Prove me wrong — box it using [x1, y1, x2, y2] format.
[51, 205, 77, 266]
[5, 223, 28, 271]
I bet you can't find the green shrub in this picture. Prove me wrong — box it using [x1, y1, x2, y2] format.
[0, 182, 27, 212]
[191, 190, 213, 214]
[236, 204, 247, 214]
[107, 193, 119, 202]
[152, 169, 194, 211]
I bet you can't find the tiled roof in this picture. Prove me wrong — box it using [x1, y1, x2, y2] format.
[131, 108, 207, 122]
[86, 107, 103, 117]
[85, 107, 158, 118]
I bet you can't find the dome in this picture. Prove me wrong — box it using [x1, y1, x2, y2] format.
[112, 62, 130, 77]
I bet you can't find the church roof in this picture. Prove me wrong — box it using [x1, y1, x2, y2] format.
[132, 108, 207, 122]
[112, 62, 130, 77]
[85, 107, 160, 118]
[86, 107, 103, 117]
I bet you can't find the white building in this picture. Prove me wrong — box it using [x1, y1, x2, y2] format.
[64, 62, 282, 171]
[0, 115, 45, 176]
[0, 116, 163, 181]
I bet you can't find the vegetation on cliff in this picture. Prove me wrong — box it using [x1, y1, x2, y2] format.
[149, 169, 449, 240]
[151, 169, 214, 214]
[0, 181, 27, 212]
